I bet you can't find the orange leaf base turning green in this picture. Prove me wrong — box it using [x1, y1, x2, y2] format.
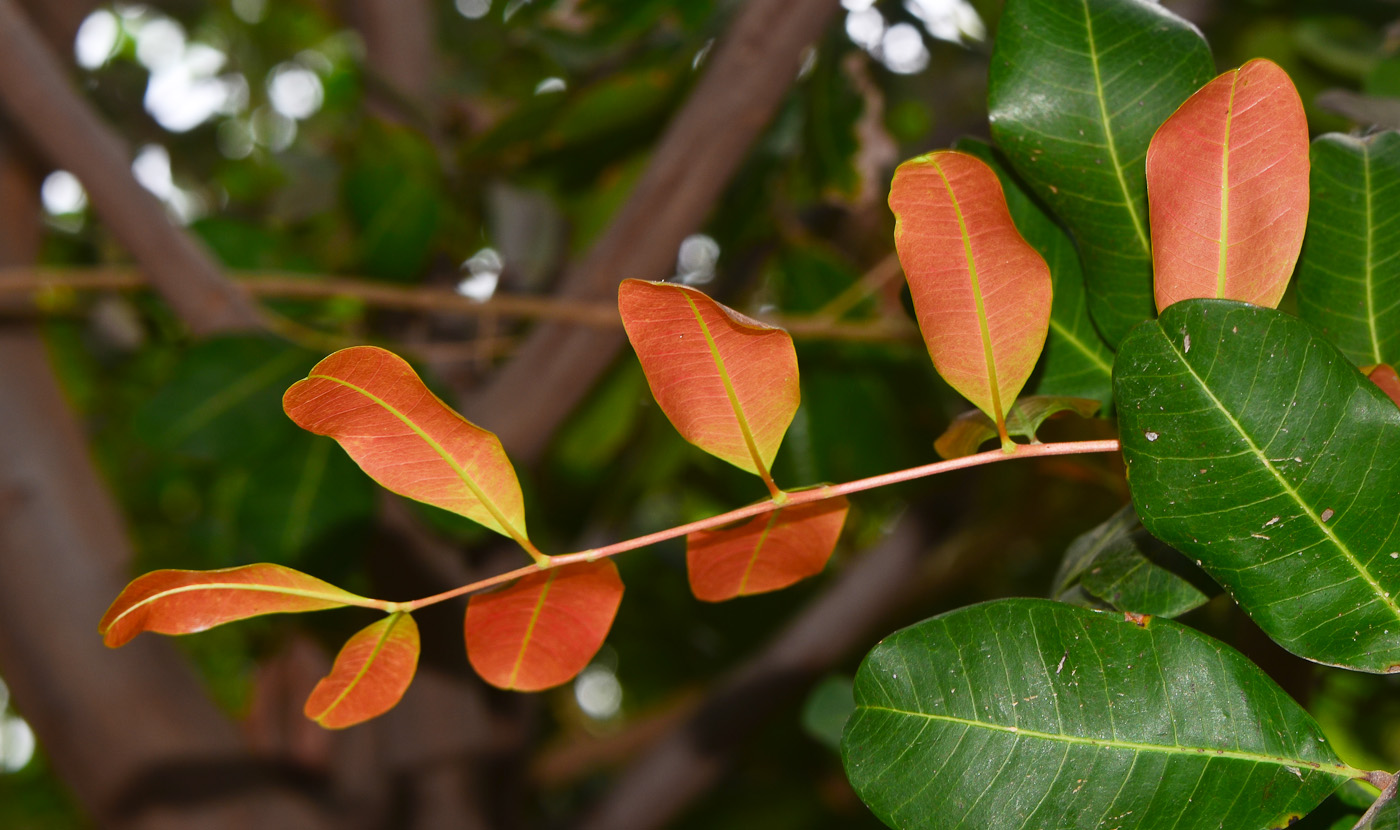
[465, 559, 624, 692]
[687, 496, 849, 602]
[100, 564, 369, 648]
[305, 613, 420, 729]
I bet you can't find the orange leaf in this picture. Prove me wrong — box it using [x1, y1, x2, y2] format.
[283, 346, 533, 551]
[619, 280, 798, 478]
[304, 613, 419, 729]
[1148, 59, 1309, 312]
[465, 560, 623, 691]
[1366, 364, 1400, 408]
[687, 496, 849, 602]
[100, 564, 370, 648]
[889, 151, 1052, 441]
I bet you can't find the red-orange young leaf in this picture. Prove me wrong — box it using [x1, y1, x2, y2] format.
[100, 564, 370, 648]
[283, 346, 534, 552]
[619, 279, 798, 479]
[465, 560, 623, 692]
[889, 151, 1052, 442]
[1366, 364, 1400, 408]
[304, 613, 419, 729]
[687, 496, 849, 602]
[1148, 59, 1309, 312]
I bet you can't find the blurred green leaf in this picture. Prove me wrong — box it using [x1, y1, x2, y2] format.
[801, 674, 854, 752]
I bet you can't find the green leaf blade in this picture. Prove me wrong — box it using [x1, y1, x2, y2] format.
[988, 0, 1214, 346]
[842, 599, 1352, 830]
[1298, 132, 1400, 368]
[1116, 300, 1400, 672]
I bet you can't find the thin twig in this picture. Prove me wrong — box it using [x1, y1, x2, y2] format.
[0, 267, 921, 343]
[400, 439, 1121, 611]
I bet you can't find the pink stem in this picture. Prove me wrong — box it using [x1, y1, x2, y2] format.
[403, 439, 1121, 611]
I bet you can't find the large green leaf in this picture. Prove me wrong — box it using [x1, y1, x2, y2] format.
[987, 0, 1214, 346]
[1116, 300, 1400, 672]
[842, 599, 1354, 830]
[956, 139, 1114, 408]
[1298, 132, 1400, 368]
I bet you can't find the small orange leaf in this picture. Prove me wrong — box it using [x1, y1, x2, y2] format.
[1365, 364, 1400, 408]
[100, 564, 369, 648]
[305, 613, 420, 729]
[889, 151, 1052, 442]
[619, 280, 799, 478]
[283, 346, 533, 551]
[465, 560, 624, 692]
[1148, 59, 1309, 312]
[687, 496, 849, 602]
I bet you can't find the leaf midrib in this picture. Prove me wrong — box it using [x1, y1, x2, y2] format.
[737, 508, 784, 595]
[1364, 145, 1383, 364]
[1155, 325, 1400, 622]
[858, 704, 1354, 777]
[316, 613, 409, 722]
[309, 374, 530, 548]
[104, 582, 365, 634]
[1082, 0, 1150, 256]
[679, 292, 772, 478]
[1048, 317, 1113, 376]
[1216, 71, 1239, 298]
[507, 570, 555, 688]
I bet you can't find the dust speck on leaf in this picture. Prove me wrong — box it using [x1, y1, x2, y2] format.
[1320, 508, 1335, 522]
[1145, 431, 1159, 442]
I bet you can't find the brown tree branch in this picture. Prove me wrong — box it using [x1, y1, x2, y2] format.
[0, 0, 263, 334]
[464, 0, 845, 462]
[0, 266, 920, 344]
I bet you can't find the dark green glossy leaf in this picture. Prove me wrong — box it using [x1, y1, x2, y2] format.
[987, 0, 1214, 346]
[1116, 300, 1400, 672]
[1298, 132, 1400, 368]
[1054, 505, 1209, 619]
[956, 138, 1113, 407]
[842, 598, 1354, 830]
[935, 395, 1100, 459]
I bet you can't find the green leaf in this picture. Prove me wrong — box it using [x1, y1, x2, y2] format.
[138, 337, 318, 462]
[1053, 504, 1209, 619]
[935, 395, 1100, 459]
[801, 674, 855, 752]
[987, 0, 1214, 346]
[1116, 300, 1400, 672]
[841, 598, 1354, 830]
[955, 138, 1114, 408]
[1298, 132, 1400, 368]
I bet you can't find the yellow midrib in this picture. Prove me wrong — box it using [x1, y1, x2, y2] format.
[1363, 146, 1383, 364]
[315, 613, 409, 722]
[680, 293, 772, 479]
[859, 704, 1355, 777]
[507, 571, 555, 688]
[308, 374, 532, 551]
[736, 508, 784, 595]
[933, 160, 1006, 431]
[105, 582, 364, 633]
[1215, 71, 1239, 298]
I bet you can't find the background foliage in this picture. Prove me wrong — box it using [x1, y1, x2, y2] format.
[5, 0, 1400, 827]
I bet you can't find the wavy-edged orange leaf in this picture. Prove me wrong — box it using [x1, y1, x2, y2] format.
[465, 560, 623, 692]
[889, 151, 1052, 444]
[1366, 364, 1400, 408]
[619, 279, 798, 479]
[687, 496, 849, 602]
[1148, 59, 1310, 312]
[305, 613, 419, 729]
[283, 346, 532, 550]
[100, 564, 371, 648]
